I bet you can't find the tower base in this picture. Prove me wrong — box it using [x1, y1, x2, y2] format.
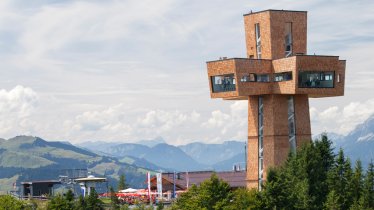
[246, 94, 312, 189]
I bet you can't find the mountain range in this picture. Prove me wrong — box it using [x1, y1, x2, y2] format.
[1, 114, 372, 193]
[326, 114, 374, 167]
[77, 140, 246, 172]
[79, 114, 374, 173]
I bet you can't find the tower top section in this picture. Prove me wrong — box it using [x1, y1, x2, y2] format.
[206, 9, 345, 100]
[244, 10, 307, 60]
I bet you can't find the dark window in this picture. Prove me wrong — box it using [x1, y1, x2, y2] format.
[285, 22, 293, 57]
[255, 23, 261, 59]
[298, 71, 334, 88]
[241, 73, 256, 82]
[211, 74, 236, 92]
[257, 74, 270, 82]
[274, 72, 292, 82]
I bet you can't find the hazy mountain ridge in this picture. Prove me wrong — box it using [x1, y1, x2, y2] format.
[331, 114, 374, 166]
[78, 140, 246, 172]
[179, 141, 245, 166]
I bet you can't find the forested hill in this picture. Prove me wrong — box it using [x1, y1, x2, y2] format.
[0, 136, 151, 192]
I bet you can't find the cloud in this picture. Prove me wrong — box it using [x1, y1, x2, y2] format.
[202, 101, 247, 142]
[66, 103, 132, 134]
[310, 98, 374, 135]
[0, 0, 373, 145]
[63, 104, 203, 143]
[61, 100, 247, 144]
[0, 86, 38, 136]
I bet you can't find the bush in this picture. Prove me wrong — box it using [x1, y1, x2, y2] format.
[0, 195, 29, 210]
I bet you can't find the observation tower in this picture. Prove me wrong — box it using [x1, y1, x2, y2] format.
[206, 9, 346, 189]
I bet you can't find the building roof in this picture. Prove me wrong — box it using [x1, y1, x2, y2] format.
[150, 170, 246, 190]
[21, 180, 61, 185]
[243, 9, 307, 16]
[75, 175, 106, 182]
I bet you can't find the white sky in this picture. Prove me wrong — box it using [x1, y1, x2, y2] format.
[0, 0, 373, 145]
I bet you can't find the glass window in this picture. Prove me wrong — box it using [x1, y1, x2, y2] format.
[258, 96, 264, 189]
[241, 73, 256, 82]
[298, 71, 334, 88]
[211, 74, 236, 92]
[255, 23, 262, 59]
[287, 96, 296, 153]
[274, 72, 292, 82]
[285, 22, 293, 57]
[257, 74, 270, 82]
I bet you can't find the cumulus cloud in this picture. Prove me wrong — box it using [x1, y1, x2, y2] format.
[65, 104, 132, 136]
[0, 86, 38, 136]
[0, 1, 373, 144]
[202, 101, 247, 142]
[310, 98, 374, 135]
[60, 100, 247, 144]
[63, 104, 204, 143]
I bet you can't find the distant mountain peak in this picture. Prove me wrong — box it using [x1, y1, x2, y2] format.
[136, 137, 165, 147]
[357, 133, 374, 142]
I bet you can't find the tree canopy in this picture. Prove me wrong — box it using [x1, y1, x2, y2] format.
[170, 134, 374, 210]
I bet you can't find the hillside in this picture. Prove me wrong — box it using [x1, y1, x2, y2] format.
[0, 136, 151, 192]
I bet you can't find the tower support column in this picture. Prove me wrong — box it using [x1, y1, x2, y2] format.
[246, 94, 311, 189]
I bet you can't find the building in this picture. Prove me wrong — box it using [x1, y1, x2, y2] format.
[150, 170, 246, 192]
[20, 180, 61, 199]
[75, 175, 106, 197]
[206, 9, 346, 189]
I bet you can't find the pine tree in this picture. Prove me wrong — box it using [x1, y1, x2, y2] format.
[350, 160, 364, 206]
[327, 149, 354, 209]
[118, 174, 127, 191]
[86, 188, 104, 210]
[74, 195, 86, 210]
[110, 186, 120, 210]
[359, 161, 374, 209]
[314, 133, 335, 207]
[65, 189, 74, 202]
[325, 190, 340, 210]
[263, 166, 292, 209]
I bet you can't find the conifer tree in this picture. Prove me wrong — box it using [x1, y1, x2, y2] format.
[65, 189, 74, 202]
[359, 161, 374, 209]
[118, 174, 127, 191]
[327, 149, 354, 209]
[325, 190, 340, 210]
[110, 186, 120, 210]
[263, 166, 292, 209]
[351, 160, 364, 206]
[315, 133, 335, 206]
[86, 188, 104, 210]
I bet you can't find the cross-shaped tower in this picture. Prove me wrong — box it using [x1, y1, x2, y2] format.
[206, 9, 346, 189]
